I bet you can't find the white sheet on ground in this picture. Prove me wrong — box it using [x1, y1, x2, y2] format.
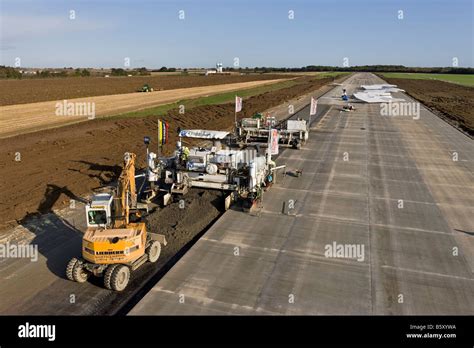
[353, 92, 405, 103]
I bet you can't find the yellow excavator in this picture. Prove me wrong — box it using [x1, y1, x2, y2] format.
[66, 152, 166, 291]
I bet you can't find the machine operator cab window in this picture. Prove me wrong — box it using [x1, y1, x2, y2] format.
[87, 210, 107, 226]
[86, 193, 113, 228]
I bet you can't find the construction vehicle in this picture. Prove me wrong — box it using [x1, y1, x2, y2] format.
[143, 129, 284, 211]
[138, 84, 154, 92]
[237, 113, 308, 149]
[66, 152, 166, 291]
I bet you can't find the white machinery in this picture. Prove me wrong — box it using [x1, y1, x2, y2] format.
[237, 114, 309, 149]
[144, 129, 280, 210]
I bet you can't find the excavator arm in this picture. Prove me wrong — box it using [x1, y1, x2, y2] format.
[114, 152, 138, 227]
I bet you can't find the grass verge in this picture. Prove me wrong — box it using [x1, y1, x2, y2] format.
[379, 73, 474, 87]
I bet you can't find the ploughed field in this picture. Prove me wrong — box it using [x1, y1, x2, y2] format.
[0, 74, 293, 106]
[383, 77, 474, 136]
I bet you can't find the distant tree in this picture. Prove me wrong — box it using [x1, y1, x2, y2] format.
[0, 66, 22, 79]
[136, 67, 150, 75]
[111, 68, 127, 76]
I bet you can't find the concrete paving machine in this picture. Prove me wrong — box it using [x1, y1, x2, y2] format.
[66, 152, 166, 291]
[143, 129, 282, 210]
[237, 113, 308, 149]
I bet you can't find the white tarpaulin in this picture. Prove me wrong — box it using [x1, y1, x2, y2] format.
[353, 92, 405, 103]
[179, 129, 230, 139]
[361, 84, 397, 90]
[354, 84, 405, 103]
[360, 84, 405, 93]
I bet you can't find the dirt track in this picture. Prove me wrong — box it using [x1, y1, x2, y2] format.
[0, 74, 291, 106]
[383, 77, 474, 136]
[0, 76, 334, 229]
[0, 79, 288, 139]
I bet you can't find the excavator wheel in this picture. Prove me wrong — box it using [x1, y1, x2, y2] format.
[146, 240, 161, 263]
[103, 264, 119, 290]
[66, 257, 79, 281]
[110, 265, 130, 291]
[71, 259, 89, 283]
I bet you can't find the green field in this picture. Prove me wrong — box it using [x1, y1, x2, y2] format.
[380, 73, 474, 87]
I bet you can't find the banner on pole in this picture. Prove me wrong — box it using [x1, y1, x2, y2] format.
[310, 97, 318, 116]
[269, 129, 279, 155]
[235, 96, 243, 113]
[158, 120, 169, 146]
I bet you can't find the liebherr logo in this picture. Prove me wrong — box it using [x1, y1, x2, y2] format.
[18, 322, 56, 341]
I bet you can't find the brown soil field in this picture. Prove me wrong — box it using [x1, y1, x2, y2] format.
[0, 74, 292, 106]
[383, 77, 474, 136]
[0, 76, 335, 228]
[0, 79, 288, 139]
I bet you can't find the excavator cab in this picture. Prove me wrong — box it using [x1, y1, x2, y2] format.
[86, 193, 113, 227]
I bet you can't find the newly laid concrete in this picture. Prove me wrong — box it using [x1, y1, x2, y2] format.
[130, 73, 474, 315]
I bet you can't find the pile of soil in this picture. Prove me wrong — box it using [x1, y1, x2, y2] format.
[145, 190, 223, 247]
[0, 76, 334, 228]
[0, 74, 293, 106]
[383, 78, 474, 136]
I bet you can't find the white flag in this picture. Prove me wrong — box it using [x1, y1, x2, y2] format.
[235, 96, 243, 112]
[310, 97, 318, 116]
[269, 128, 279, 155]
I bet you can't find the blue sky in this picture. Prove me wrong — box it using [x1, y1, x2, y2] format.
[1, 0, 472, 68]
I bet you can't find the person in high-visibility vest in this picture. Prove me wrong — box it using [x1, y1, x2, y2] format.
[181, 146, 190, 162]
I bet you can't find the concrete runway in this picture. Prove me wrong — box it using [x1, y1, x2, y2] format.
[130, 73, 474, 315]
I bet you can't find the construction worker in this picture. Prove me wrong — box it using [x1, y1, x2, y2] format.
[180, 146, 190, 162]
[342, 88, 348, 101]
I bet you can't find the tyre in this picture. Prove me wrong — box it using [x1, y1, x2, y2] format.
[66, 257, 79, 281]
[110, 265, 130, 291]
[146, 240, 161, 263]
[72, 259, 89, 283]
[103, 264, 119, 290]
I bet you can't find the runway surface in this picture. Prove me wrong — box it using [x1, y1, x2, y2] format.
[130, 73, 474, 315]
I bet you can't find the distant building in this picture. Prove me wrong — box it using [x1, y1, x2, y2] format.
[205, 63, 224, 75]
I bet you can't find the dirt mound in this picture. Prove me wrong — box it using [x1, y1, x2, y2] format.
[383, 78, 474, 136]
[0, 76, 333, 228]
[145, 189, 223, 248]
[0, 74, 293, 106]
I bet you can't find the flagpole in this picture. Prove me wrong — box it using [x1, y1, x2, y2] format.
[234, 95, 237, 131]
